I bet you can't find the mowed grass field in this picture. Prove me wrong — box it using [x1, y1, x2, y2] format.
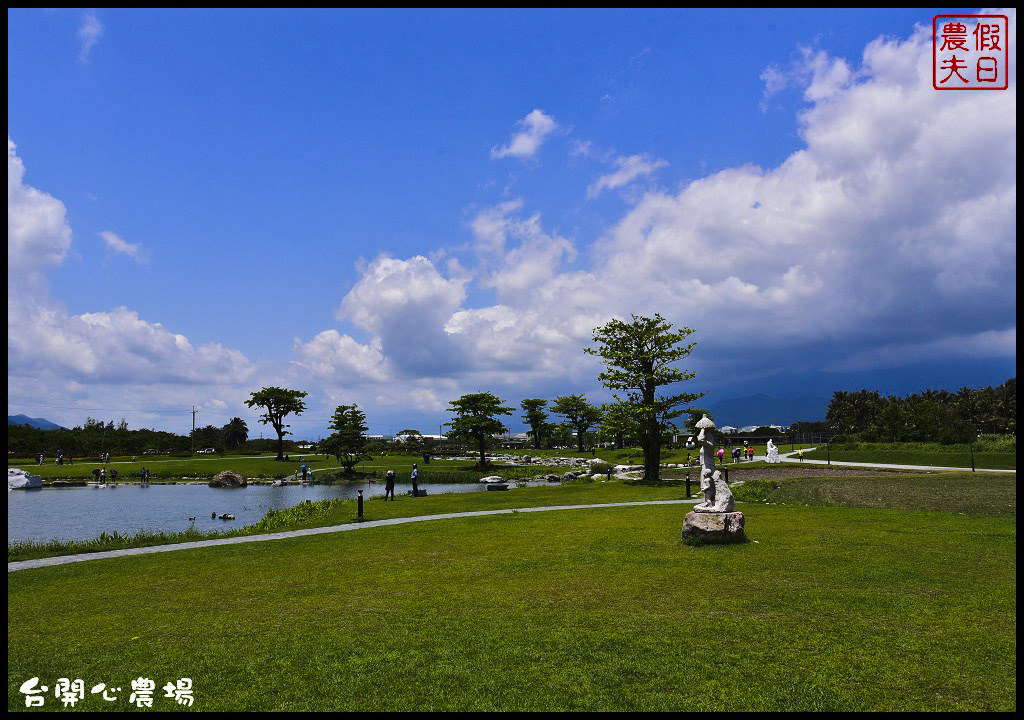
[7, 471, 1016, 711]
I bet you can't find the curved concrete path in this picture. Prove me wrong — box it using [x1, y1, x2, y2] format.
[8, 499, 699, 573]
[775, 448, 1015, 474]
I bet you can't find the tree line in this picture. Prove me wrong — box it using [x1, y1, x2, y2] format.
[825, 379, 1015, 443]
[7, 416, 253, 458]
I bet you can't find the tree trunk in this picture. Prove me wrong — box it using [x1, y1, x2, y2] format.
[642, 429, 661, 484]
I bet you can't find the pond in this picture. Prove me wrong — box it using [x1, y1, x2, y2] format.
[7, 481, 540, 545]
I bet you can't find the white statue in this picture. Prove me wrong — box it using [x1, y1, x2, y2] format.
[692, 415, 735, 513]
[766, 439, 779, 464]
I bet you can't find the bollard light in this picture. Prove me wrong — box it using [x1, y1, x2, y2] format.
[357, 490, 364, 520]
[685, 472, 691, 499]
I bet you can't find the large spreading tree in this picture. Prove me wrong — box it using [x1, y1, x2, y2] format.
[586, 314, 703, 484]
[446, 392, 513, 466]
[245, 387, 308, 460]
[551, 395, 603, 452]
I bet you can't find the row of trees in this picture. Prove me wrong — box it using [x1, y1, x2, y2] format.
[825, 379, 1015, 443]
[438, 314, 702, 482]
[253, 314, 703, 484]
[7, 416, 252, 458]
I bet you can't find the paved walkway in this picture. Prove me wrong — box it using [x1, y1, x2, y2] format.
[775, 448, 1014, 474]
[8, 499, 699, 573]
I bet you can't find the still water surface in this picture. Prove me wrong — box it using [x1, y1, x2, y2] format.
[7, 482, 503, 544]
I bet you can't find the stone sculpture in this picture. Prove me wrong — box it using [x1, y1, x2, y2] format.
[683, 415, 745, 544]
[692, 415, 735, 513]
[766, 439, 780, 464]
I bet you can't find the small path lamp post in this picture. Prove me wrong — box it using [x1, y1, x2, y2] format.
[685, 436, 696, 498]
[969, 429, 979, 472]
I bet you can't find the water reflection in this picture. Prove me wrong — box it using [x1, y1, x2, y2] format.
[7, 481, 532, 544]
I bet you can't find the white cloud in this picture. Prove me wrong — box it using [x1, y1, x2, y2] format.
[100, 231, 147, 262]
[8, 140, 256, 400]
[335, 255, 469, 377]
[490, 109, 558, 160]
[292, 330, 389, 382]
[7, 137, 72, 293]
[307, 11, 1015, 398]
[587, 153, 669, 198]
[78, 10, 103, 63]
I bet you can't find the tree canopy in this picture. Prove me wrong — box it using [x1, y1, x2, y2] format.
[245, 387, 308, 460]
[446, 392, 512, 465]
[551, 395, 603, 452]
[586, 313, 703, 483]
[520, 399, 549, 449]
[322, 404, 369, 474]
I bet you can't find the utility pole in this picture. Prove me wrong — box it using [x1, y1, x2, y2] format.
[191, 406, 197, 455]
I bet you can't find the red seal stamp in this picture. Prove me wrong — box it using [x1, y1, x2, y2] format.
[933, 15, 1009, 90]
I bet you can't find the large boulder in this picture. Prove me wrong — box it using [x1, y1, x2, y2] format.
[682, 511, 746, 544]
[209, 470, 248, 488]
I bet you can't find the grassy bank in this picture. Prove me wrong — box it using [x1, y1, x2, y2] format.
[803, 442, 1016, 470]
[7, 470, 1017, 711]
[7, 480, 681, 563]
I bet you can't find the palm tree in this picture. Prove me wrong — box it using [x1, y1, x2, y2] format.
[222, 417, 249, 450]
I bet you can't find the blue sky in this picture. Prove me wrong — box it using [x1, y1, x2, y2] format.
[7, 9, 1016, 438]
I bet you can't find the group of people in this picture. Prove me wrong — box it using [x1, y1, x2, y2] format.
[716, 446, 757, 464]
[382, 464, 420, 500]
[91, 467, 119, 483]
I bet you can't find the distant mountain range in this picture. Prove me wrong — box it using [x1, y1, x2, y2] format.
[706, 394, 827, 428]
[8, 415, 67, 431]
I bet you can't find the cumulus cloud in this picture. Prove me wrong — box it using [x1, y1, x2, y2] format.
[587, 153, 669, 198]
[8, 139, 256, 407]
[8, 138, 72, 293]
[305, 11, 1015, 403]
[490, 109, 558, 160]
[100, 231, 147, 262]
[292, 330, 389, 382]
[78, 10, 103, 63]
[335, 255, 469, 377]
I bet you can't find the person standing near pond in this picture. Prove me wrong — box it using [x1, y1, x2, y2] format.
[410, 463, 419, 497]
[384, 469, 396, 500]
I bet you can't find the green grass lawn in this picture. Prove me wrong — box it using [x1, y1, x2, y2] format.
[7, 472, 1016, 711]
[803, 442, 1016, 470]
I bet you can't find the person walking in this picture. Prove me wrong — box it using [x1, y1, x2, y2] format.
[717, 447, 725, 465]
[410, 463, 419, 497]
[384, 470, 396, 500]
